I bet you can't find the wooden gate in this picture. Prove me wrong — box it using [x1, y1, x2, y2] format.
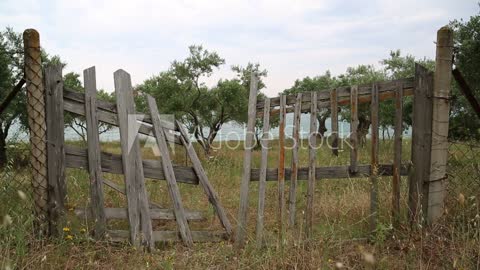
[236, 26, 454, 248]
[236, 27, 453, 247]
[236, 75, 413, 247]
[44, 65, 231, 249]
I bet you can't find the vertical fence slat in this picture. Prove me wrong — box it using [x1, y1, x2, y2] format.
[147, 95, 193, 247]
[235, 73, 258, 248]
[278, 94, 287, 244]
[45, 64, 65, 236]
[256, 98, 271, 247]
[306, 91, 317, 238]
[370, 84, 379, 234]
[176, 120, 232, 236]
[392, 82, 403, 227]
[114, 69, 153, 249]
[408, 64, 434, 224]
[288, 93, 302, 227]
[349, 86, 359, 174]
[330, 89, 339, 156]
[83, 66, 106, 238]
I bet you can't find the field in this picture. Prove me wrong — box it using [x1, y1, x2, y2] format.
[1, 138, 479, 269]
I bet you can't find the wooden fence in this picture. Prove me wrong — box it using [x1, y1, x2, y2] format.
[23, 27, 453, 249]
[235, 27, 454, 248]
[42, 65, 232, 249]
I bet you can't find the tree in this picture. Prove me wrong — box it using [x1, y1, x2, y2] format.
[450, 10, 480, 140]
[381, 50, 435, 138]
[283, 71, 338, 138]
[231, 62, 277, 148]
[139, 45, 254, 155]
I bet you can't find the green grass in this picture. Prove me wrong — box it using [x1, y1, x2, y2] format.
[1, 138, 479, 269]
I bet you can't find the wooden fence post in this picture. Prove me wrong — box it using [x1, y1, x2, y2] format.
[235, 73, 258, 248]
[288, 93, 302, 227]
[370, 84, 379, 234]
[427, 26, 454, 223]
[84, 66, 106, 238]
[277, 95, 287, 245]
[23, 29, 49, 236]
[409, 64, 434, 224]
[349, 86, 359, 174]
[392, 82, 403, 227]
[305, 91, 317, 238]
[256, 98, 271, 247]
[114, 69, 153, 249]
[45, 64, 66, 237]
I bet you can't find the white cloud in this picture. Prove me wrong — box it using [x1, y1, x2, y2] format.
[0, 0, 477, 95]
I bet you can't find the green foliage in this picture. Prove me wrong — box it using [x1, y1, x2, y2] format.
[450, 10, 480, 140]
[138, 46, 264, 154]
[232, 62, 268, 91]
[281, 51, 438, 141]
[381, 50, 435, 129]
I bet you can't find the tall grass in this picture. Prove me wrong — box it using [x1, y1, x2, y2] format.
[0, 139, 478, 269]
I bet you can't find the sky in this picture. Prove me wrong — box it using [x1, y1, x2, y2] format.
[0, 0, 477, 97]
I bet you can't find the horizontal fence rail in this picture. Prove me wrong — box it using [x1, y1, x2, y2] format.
[256, 77, 414, 116]
[64, 145, 200, 184]
[63, 88, 181, 144]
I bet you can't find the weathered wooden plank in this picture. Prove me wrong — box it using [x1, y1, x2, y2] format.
[370, 84, 379, 234]
[306, 91, 317, 238]
[256, 98, 271, 247]
[330, 89, 339, 156]
[261, 88, 415, 117]
[114, 69, 153, 249]
[83, 66, 106, 238]
[176, 120, 232, 237]
[45, 64, 66, 236]
[64, 88, 176, 132]
[392, 82, 403, 227]
[350, 86, 359, 174]
[74, 207, 205, 221]
[103, 179, 125, 194]
[251, 164, 410, 181]
[63, 96, 181, 144]
[64, 145, 199, 185]
[101, 178, 165, 209]
[235, 73, 258, 248]
[288, 93, 302, 227]
[106, 230, 227, 243]
[278, 94, 287, 244]
[256, 77, 414, 109]
[408, 64, 434, 223]
[147, 95, 193, 247]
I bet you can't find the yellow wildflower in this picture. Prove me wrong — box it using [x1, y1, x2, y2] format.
[65, 235, 73, 240]
[63, 227, 70, 232]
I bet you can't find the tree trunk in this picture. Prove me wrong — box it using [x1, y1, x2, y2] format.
[254, 130, 261, 150]
[357, 116, 370, 147]
[0, 127, 6, 168]
[317, 115, 328, 138]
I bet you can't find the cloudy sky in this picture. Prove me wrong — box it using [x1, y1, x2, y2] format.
[0, 0, 476, 96]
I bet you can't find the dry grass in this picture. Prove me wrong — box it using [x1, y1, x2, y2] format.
[0, 138, 479, 269]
